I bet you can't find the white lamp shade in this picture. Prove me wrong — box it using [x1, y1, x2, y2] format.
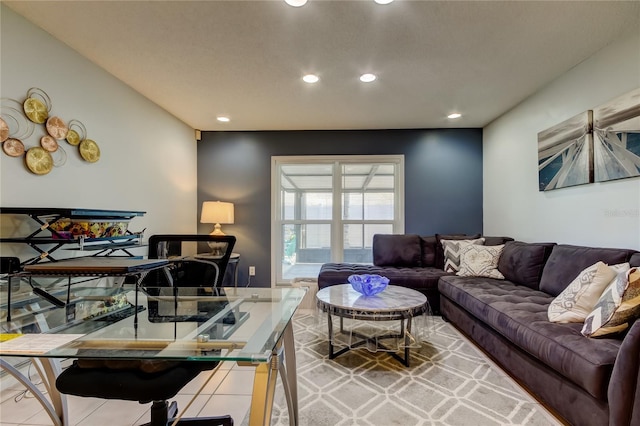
[200, 201, 234, 225]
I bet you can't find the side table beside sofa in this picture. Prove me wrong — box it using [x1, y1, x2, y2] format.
[318, 234, 640, 426]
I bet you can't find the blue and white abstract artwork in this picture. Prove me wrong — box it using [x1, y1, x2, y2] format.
[538, 111, 593, 191]
[592, 88, 640, 183]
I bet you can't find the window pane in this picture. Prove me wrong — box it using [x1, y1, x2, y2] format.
[364, 192, 394, 220]
[282, 191, 295, 220]
[343, 224, 363, 249]
[302, 223, 330, 249]
[302, 193, 332, 220]
[342, 192, 363, 220]
[343, 223, 393, 263]
[281, 223, 329, 281]
[342, 163, 395, 190]
[282, 224, 298, 265]
[281, 164, 333, 190]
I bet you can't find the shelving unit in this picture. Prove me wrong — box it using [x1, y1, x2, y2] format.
[0, 207, 146, 266]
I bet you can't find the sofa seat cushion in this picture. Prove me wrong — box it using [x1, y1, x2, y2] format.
[439, 275, 622, 400]
[318, 263, 449, 291]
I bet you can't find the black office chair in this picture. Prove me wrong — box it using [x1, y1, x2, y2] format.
[55, 235, 237, 426]
[146, 234, 236, 291]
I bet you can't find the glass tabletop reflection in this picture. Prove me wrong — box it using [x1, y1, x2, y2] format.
[0, 286, 306, 364]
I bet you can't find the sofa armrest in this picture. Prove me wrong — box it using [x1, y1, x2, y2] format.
[609, 321, 640, 426]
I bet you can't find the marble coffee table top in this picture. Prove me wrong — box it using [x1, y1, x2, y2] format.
[316, 284, 428, 319]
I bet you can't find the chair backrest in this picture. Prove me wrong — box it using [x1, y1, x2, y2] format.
[0, 257, 20, 274]
[147, 234, 236, 289]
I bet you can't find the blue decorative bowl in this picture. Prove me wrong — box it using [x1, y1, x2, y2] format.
[348, 274, 390, 296]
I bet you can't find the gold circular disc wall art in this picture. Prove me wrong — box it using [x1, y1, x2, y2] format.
[2, 89, 101, 175]
[40, 135, 59, 152]
[79, 139, 100, 163]
[66, 129, 80, 146]
[46, 116, 68, 140]
[3, 138, 25, 157]
[0, 117, 9, 142]
[23, 98, 48, 124]
[25, 146, 53, 175]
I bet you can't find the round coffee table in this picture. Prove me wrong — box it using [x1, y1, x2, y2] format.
[316, 284, 429, 366]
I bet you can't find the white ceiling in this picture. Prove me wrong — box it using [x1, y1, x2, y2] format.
[5, 0, 640, 131]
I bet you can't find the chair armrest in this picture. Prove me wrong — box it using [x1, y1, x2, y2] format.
[609, 320, 640, 426]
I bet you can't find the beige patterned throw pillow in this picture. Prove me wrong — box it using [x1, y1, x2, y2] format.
[457, 244, 505, 279]
[582, 268, 640, 337]
[548, 262, 629, 323]
[441, 238, 485, 273]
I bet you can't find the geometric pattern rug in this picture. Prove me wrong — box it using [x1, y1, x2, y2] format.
[246, 312, 562, 426]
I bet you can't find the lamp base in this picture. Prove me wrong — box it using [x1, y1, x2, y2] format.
[207, 226, 227, 256]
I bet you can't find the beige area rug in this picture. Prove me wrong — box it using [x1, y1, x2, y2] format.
[248, 312, 562, 426]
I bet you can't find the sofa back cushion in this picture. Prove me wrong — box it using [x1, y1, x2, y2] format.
[630, 252, 640, 267]
[420, 235, 437, 267]
[483, 236, 515, 246]
[497, 241, 556, 290]
[539, 244, 636, 296]
[372, 234, 421, 267]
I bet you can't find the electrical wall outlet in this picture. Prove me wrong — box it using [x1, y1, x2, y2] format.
[249, 266, 256, 276]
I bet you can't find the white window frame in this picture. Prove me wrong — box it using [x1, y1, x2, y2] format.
[271, 155, 405, 287]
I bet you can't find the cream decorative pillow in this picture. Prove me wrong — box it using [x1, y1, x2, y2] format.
[457, 244, 505, 279]
[441, 238, 485, 273]
[582, 267, 640, 337]
[548, 262, 629, 323]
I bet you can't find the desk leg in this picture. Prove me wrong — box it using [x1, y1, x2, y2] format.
[0, 358, 68, 426]
[280, 321, 298, 426]
[247, 361, 277, 426]
[246, 320, 298, 426]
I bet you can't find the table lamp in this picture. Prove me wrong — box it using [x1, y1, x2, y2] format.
[201, 201, 234, 235]
[200, 201, 234, 255]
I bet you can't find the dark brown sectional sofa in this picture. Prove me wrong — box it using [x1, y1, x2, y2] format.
[317, 234, 640, 426]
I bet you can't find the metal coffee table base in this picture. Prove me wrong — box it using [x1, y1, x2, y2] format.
[327, 314, 414, 366]
[316, 284, 429, 368]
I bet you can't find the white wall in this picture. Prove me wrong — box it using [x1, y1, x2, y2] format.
[0, 6, 198, 260]
[484, 32, 640, 250]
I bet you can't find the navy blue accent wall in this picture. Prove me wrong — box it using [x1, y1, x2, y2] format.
[197, 128, 482, 287]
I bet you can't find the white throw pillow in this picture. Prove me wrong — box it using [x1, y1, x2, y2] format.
[547, 262, 630, 323]
[457, 244, 505, 279]
[440, 238, 485, 273]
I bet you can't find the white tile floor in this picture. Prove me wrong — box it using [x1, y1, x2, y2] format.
[0, 358, 253, 426]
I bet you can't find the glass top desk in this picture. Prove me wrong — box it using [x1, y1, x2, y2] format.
[0, 282, 306, 426]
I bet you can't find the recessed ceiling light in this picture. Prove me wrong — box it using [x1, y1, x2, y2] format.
[285, 0, 307, 7]
[374, 0, 394, 4]
[448, 113, 462, 119]
[303, 74, 319, 83]
[359, 73, 377, 83]
[216, 116, 230, 122]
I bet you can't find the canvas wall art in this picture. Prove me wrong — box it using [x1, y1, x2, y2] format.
[592, 88, 640, 183]
[538, 111, 593, 191]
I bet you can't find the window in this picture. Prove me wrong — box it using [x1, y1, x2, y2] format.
[272, 155, 404, 286]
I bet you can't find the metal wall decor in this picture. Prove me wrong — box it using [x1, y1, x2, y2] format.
[0, 87, 101, 175]
[538, 88, 640, 191]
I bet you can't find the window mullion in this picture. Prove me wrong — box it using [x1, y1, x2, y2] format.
[332, 161, 343, 263]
